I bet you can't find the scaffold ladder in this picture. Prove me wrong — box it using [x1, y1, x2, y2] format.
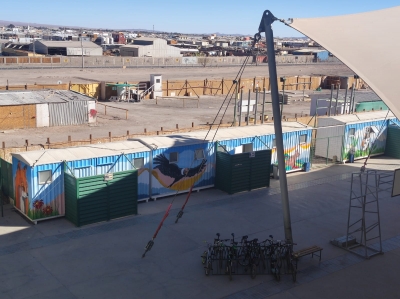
[345, 170, 383, 259]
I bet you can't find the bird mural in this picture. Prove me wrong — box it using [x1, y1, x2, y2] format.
[151, 153, 207, 191]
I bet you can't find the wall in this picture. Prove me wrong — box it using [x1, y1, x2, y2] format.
[0, 105, 36, 130]
[150, 143, 214, 199]
[342, 120, 388, 161]
[0, 55, 341, 69]
[314, 125, 345, 161]
[217, 129, 312, 172]
[12, 157, 65, 221]
[65, 152, 151, 201]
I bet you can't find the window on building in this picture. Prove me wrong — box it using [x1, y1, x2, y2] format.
[133, 157, 144, 169]
[38, 170, 52, 185]
[169, 152, 178, 163]
[194, 149, 205, 160]
[299, 134, 307, 144]
[242, 143, 253, 153]
[156, 79, 161, 83]
[349, 128, 355, 136]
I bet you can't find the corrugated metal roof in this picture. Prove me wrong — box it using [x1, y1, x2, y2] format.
[121, 45, 143, 49]
[36, 40, 101, 48]
[12, 141, 151, 166]
[320, 111, 395, 125]
[134, 37, 161, 42]
[137, 122, 310, 149]
[0, 90, 95, 106]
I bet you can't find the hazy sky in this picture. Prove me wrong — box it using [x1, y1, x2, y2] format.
[0, 1, 398, 36]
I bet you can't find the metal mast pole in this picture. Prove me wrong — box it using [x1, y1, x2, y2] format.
[259, 10, 293, 243]
[80, 32, 84, 69]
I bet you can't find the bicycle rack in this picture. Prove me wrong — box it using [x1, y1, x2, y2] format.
[202, 245, 296, 278]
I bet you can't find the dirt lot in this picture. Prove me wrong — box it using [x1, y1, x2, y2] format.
[0, 64, 352, 147]
[0, 63, 355, 85]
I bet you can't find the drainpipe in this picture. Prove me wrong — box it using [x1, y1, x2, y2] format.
[128, 138, 156, 201]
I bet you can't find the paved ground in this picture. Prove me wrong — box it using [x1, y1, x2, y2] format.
[0, 156, 399, 299]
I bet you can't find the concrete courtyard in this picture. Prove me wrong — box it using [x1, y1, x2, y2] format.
[0, 156, 399, 299]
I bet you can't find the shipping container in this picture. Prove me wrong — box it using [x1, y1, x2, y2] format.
[11, 141, 150, 223]
[135, 122, 312, 200]
[316, 111, 396, 162]
[385, 123, 400, 159]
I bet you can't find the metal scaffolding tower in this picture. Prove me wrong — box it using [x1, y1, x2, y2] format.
[344, 170, 383, 259]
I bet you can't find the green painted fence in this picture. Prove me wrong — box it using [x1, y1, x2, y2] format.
[0, 158, 14, 202]
[215, 150, 271, 194]
[65, 170, 138, 227]
[385, 125, 400, 159]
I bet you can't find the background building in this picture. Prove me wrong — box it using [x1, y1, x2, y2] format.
[30, 40, 102, 56]
[120, 37, 182, 57]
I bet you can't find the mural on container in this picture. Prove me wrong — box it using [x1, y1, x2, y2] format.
[342, 123, 387, 160]
[148, 148, 214, 197]
[271, 131, 312, 171]
[13, 160, 64, 221]
[151, 153, 207, 190]
[14, 162, 29, 215]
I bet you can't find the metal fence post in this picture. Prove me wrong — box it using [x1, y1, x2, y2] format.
[239, 90, 243, 126]
[261, 88, 266, 124]
[326, 137, 330, 165]
[246, 90, 250, 126]
[328, 84, 334, 116]
[254, 89, 258, 125]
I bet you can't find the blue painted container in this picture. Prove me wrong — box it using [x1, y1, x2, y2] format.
[12, 141, 152, 223]
[11, 156, 65, 222]
[216, 125, 312, 173]
[137, 135, 214, 199]
[317, 111, 398, 162]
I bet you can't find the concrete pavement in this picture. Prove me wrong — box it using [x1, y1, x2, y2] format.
[0, 156, 399, 299]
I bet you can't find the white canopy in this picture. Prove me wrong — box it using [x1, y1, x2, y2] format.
[287, 6, 400, 120]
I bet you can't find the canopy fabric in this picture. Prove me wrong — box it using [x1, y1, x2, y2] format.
[287, 6, 400, 120]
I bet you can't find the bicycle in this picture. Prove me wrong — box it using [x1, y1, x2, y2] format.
[225, 233, 238, 281]
[266, 235, 281, 281]
[201, 241, 214, 276]
[279, 240, 297, 282]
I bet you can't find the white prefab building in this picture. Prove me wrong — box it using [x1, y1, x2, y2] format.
[315, 111, 395, 162]
[31, 40, 103, 56]
[120, 38, 182, 57]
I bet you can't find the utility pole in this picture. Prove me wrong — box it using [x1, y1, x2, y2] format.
[80, 31, 84, 69]
[259, 10, 293, 243]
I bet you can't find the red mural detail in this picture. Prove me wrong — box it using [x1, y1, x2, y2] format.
[14, 162, 29, 214]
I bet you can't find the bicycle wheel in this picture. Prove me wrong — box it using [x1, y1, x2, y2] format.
[228, 261, 232, 280]
[274, 266, 280, 281]
[205, 261, 212, 276]
[201, 251, 207, 265]
[251, 264, 257, 279]
[238, 254, 250, 267]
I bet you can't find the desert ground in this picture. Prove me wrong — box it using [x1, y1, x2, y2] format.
[0, 63, 354, 147]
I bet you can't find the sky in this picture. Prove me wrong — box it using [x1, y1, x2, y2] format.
[0, 1, 398, 37]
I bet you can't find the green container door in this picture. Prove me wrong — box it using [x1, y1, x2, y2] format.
[216, 150, 271, 194]
[0, 158, 14, 201]
[385, 125, 400, 159]
[65, 170, 138, 227]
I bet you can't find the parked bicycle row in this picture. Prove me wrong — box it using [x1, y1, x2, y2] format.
[201, 233, 297, 281]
